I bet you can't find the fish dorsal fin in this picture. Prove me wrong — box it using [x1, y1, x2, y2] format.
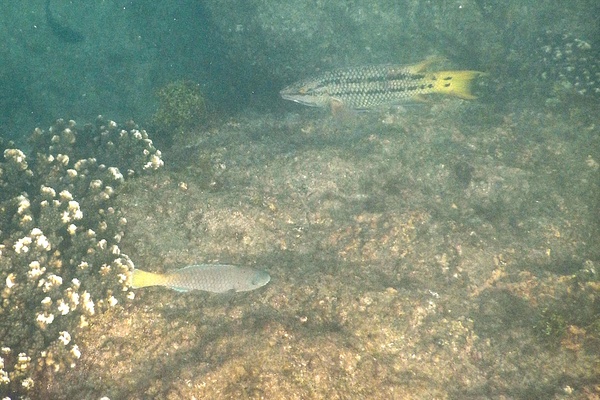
[408, 56, 448, 73]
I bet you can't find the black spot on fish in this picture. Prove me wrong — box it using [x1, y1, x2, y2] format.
[45, 0, 84, 43]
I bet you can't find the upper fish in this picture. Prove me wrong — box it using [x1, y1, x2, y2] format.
[131, 264, 271, 293]
[280, 57, 486, 111]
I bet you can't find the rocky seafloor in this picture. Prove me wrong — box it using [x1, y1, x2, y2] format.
[1, 1, 599, 399]
[19, 97, 598, 399]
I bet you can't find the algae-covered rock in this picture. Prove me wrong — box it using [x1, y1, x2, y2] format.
[151, 80, 208, 147]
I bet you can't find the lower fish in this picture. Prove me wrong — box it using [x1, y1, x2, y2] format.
[280, 57, 486, 111]
[131, 264, 271, 293]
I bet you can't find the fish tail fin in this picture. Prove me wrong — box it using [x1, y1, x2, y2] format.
[431, 70, 487, 99]
[131, 269, 169, 288]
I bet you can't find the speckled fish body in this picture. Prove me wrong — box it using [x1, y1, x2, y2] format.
[280, 58, 486, 111]
[131, 264, 270, 293]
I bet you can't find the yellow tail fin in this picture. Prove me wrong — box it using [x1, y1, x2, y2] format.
[131, 269, 169, 288]
[430, 70, 487, 99]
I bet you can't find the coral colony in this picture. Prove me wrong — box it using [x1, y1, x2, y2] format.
[0, 117, 163, 397]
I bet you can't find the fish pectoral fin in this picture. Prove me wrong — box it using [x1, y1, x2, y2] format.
[329, 98, 345, 115]
[410, 94, 430, 103]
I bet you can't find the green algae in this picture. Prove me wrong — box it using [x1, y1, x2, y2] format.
[151, 80, 208, 148]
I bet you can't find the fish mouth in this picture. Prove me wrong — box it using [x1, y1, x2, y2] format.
[279, 88, 294, 100]
[280, 91, 317, 107]
[252, 271, 271, 287]
[279, 91, 302, 103]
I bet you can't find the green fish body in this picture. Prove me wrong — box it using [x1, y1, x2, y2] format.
[131, 264, 270, 293]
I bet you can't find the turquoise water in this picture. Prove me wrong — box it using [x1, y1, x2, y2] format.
[0, 1, 599, 398]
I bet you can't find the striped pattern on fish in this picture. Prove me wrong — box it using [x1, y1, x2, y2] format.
[280, 58, 486, 111]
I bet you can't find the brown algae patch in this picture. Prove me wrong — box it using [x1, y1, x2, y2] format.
[25, 103, 600, 398]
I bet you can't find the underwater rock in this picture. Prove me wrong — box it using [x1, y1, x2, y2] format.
[535, 30, 600, 98]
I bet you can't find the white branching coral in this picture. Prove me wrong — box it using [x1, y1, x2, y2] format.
[0, 117, 163, 395]
[27, 261, 45, 281]
[107, 167, 124, 183]
[40, 185, 57, 198]
[13, 236, 32, 254]
[4, 148, 28, 170]
[16, 195, 31, 215]
[58, 331, 71, 346]
[5, 273, 17, 289]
